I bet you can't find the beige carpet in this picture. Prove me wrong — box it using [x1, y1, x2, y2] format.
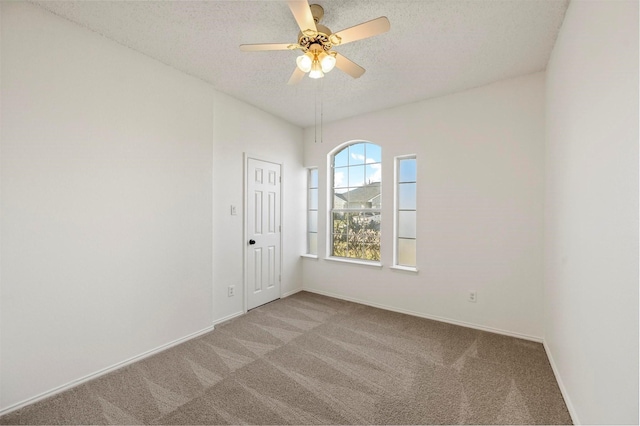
[1, 291, 572, 425]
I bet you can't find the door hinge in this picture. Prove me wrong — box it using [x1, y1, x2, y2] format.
[279, 225, 281, 232]
[279, 176, 281, 183]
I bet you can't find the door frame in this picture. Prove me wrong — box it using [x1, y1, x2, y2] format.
[243, 153, 284, 313]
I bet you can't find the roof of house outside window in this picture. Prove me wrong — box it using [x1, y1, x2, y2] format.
[334, 182, 381, 209]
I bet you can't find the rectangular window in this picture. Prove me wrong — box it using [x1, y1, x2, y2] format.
[395, 156, 416, 268]
[307, 168, 318, 255]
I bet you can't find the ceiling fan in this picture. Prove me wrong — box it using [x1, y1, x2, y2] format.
[240, 0, 390, 84]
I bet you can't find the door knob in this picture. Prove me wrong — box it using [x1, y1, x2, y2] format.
[249, 239, 256, 245]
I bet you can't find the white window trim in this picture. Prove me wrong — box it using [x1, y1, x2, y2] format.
[327, 141, 382, 263]
[390, 265, 419, 273]
[325, 256, 382, 268]
[394, 154, 417, 268]
[307, 167, 318, 256]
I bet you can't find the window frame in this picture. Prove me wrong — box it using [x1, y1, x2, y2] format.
[306, 167, 319, 257]
[328, 141, 382, 264]
[393, 154, 418, 271]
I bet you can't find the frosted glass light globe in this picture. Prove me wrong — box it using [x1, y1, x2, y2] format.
[296, 54, 312, 73]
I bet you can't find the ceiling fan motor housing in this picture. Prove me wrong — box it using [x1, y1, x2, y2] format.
[297, 4, 338, 52]
[298, 24, 334, 52]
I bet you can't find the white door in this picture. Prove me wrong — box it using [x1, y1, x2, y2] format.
[246, 158, 281, 310]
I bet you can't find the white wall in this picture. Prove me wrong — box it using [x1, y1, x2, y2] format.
[0, 2, 303, 412]
[303, 73, 546, 340]
[1, 1, 211, 410]
[544, 1, 639, 424]
[212, 92, 304, 323]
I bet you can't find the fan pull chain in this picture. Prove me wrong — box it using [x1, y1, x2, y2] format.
[314, 78, 324, 143]
[320, 78, 324, 143]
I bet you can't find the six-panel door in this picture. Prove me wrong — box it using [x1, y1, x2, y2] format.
[246, 158, 281, 310]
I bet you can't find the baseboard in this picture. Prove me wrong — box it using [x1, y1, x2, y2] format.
[282, 287, 303, 298]
[212, 310, 245, 326]
[211, 290, 303, 327]
[543, 340, 580, 425]
[0, 324, 215, 417]
[304, 288, 543, 343]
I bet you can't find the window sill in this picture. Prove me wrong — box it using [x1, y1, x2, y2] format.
[390, 265, 419, 273]
[301, 254, 318, 260]
[325, 257, 383, 268]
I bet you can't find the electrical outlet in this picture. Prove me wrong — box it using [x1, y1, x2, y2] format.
[468, 291, 477, 303]
[228, 285, 235, 297]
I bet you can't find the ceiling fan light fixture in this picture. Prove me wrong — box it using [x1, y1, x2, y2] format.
[296, 53, 313, 73]
[309, 60, 324, 79]
[320, 52, 337, 73]
[241, 2, 391, 84]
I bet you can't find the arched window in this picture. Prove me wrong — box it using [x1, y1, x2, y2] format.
[330, 142, 381, 261]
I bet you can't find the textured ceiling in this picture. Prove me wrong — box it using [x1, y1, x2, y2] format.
[32, 0, 569, 128]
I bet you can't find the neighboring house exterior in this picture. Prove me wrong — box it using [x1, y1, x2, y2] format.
[334, 192, 348, 209]
[334, 182, 381, 209]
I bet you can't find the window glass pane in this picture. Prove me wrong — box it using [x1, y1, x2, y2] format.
[399, 158, 417, 183]
[308, 233, 317, 255]
[365, 143, 382, 163]
[364, 244, 381, 261]
[398, 210, 416, 238]
[307, 167, 319, 256]
[346, 181, 381, 209]
[352, 211, 376, 229]
[334, 211, 381, 260]
[334, 166, 348, 188]
[333, 212, 347, 233]
[333, 233, 347, 256]
[362, 231, 375, 244]
[366, 164, 381, 184]
[398, 183, 417, 209]
[395, 156, 416, 267]
[347, 238, 363, 259]
[334, 190, 348, 209]
[331, 142, 381, 261]
[309, 188, 318, 210]
[370, 193, 381, 209]
[334, 148, 348, 168]
[348, 143, 365, 166]
[363, 212, 381, 232]
[348, 165, 365, 188]
[398, 238, 416, 266]
[308, 210, 317, 233]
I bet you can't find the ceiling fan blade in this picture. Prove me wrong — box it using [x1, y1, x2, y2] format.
[287, 0, 317, 35]
[335, 53, 366, 79]
[331, 16, 390, 46]
[287, 67, 306, 85]
[240, 43, 293, 52]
